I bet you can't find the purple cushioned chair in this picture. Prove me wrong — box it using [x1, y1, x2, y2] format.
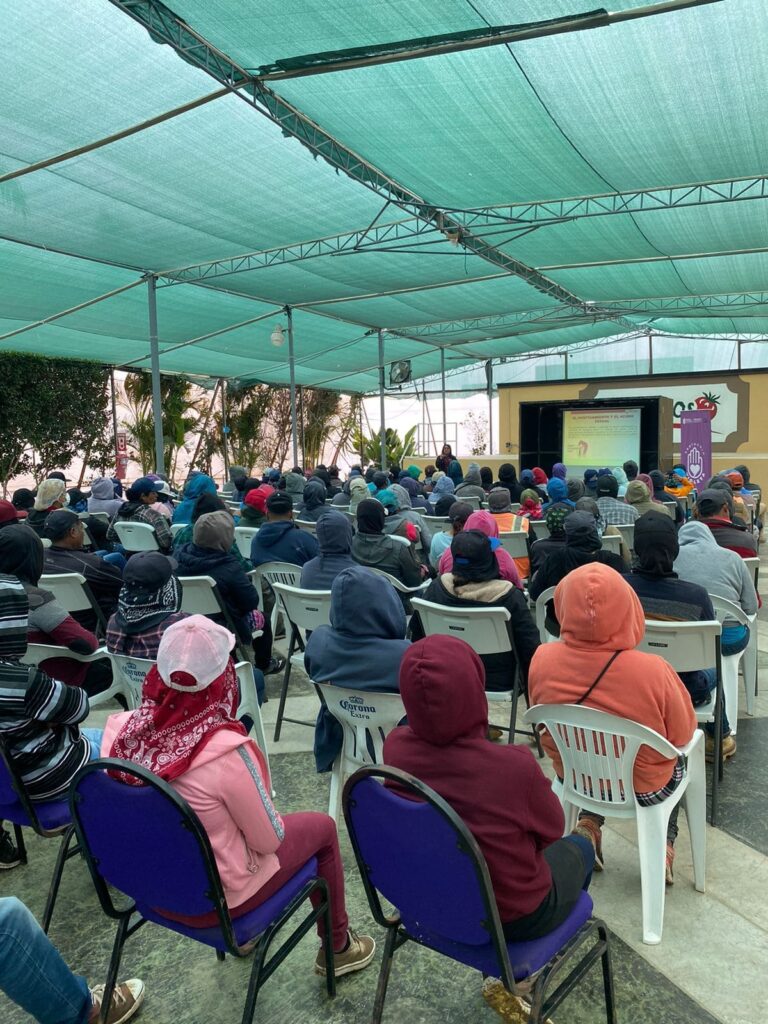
[70, 759, 335, 1024]
[343, 766, 616, 1024]
[0, 736, 78, 932]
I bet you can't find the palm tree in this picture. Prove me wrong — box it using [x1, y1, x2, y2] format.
[122, 372, 204, 479]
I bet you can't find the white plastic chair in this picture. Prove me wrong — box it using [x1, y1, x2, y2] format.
[524, 703, 706, 945]
[251, 561, 304, 637]
[742, 556, 759, 590]
[234, 525, 259, 559]
[531, 521, 550, 540]
[177, 575, 253, 661]
[170, 523, 186, 538]
[86, 511, 110, 525]
[269, 584, 333, 741]
[614, 523, 635, 552]
[295, 520, 317, 535]
[498, 531, 529, 562]
[410, 598, 538, 749]
[113, 521, 160, 552]
[22, 644, 135, 709]
[636, 619, 724, 825]
[313, 682, 406, 822]
[600, 533, 622, 556]
[708, 595, 756, 733]
[233, 661, 272, 792]
[534, 586, 559, 644]
[456, 495, 482, 510]
[39, 572, 108, 634]
[107, 653, 154, 709]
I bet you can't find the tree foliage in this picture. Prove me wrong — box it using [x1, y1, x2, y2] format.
[122, 372, 205, 478]
[351, 425, 417, 467]
[0, 353, 111, 491]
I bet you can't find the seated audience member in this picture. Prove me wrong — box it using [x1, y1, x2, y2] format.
[635, 473, 672, 515]
[12, 488, 36, 516]
[624, 479, 658, 518]
[432, 493, 457, 518]
[345, 476, 370, 514]
[530, 505, 571, 574]
[531, 467, 549, 495]
[397, 473, 430, 513]
[66, 488, 88, 514]
[0, 527, 111, 696]
[43, 510, 123, 626]
[480, 466, 494, 492]
[104, 616, 374, 977]
[595, 473, 639, 524]
[386, 484, 432, 559]
[438, 510, 522, 588]
[519, 488, 544, 520]
[107, 477, 173, 553]
[301, 511, 356, 591]
[239, 482, 273, 527]
[176, 511, 274, 682]
[327, 466, 343, 495]
[649, 470, 684, 524]
[297, 479, 331, 523]
[173, 493, 248, 566]
[429, 501, 472, 569]
[574, 497, 629, 563]
[625, 512, 734, 764]
[493, 463, 522, 502]
[540, 477, 572, 512]
[87, 476, 125, 519]
[623, 460, 639, 483]
[312, 466, 334, 500]
[454, 463, 486, 502]
[611, 466, 629, 498]
[529, 564, 697, 879]
[172, 473, 217, 525]
[24, 478, 69, 537]
[0, 500, 25, 529]
[385, 636, 593, 940]
[283, 468, 307, 504]
[664, 465, 696, 498]
[428, 475, 455, 507]
[583, 468, 599, 496]
[106, 551, 188, 659]
[551, 462, 567, 481]
[446, 459, 464, 488]
[0, 575, 103, 802]
[528, 511, 625, 635]
[410, 530, 539, 693]
[0, 896, 144, 1022]
[487, 487, 516, 532]
[694, 489, 757, 557]
[352, 500, 424, 592]
[249, 492, 320, 568]
[305, 566, 409, 772]
[566, 478, 585, 503]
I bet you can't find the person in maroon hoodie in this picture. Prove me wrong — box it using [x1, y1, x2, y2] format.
[384, 635, 594, 941]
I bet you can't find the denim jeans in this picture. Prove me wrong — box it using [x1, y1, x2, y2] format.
[95, 550, 127, 571]
[722, 623, 749, 657]
[0, 897, 91, 1023]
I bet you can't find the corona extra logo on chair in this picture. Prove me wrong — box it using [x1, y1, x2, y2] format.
[339, 696, 376, 717]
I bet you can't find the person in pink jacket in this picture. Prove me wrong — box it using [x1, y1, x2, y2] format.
[102, 615, 374, 979]
[437, 509, 523, 588]
[528, 563, 697, 884]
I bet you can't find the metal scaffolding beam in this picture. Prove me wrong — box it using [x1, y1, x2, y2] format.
[109, 0, 635, 331]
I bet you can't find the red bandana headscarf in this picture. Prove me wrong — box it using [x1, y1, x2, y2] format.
[109, 659, 245, 786]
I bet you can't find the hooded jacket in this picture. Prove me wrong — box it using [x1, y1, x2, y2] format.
[249, 519, 319, 568]
[384, 636, 565, 922]
[283, 472, 306, 502]
[305, 566, 410, 771]
[172, 474, 218, 525]
[455, 464, 486, 501]
[437, 510, 522, 587]
[529, 563, 696, 792]
[384, 485, 433, 555]
[300, 511, 356, 591]
[674, 521, 757, 615]
[87, 477, 125, 518]
[296, 479, 330, 523]
[176, 528, 260, 643]
[699, 515, 758, 558]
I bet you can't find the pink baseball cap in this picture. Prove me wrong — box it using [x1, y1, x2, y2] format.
[156, 614, 235, 691]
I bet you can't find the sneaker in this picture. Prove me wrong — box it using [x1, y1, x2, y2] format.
[314, 930, 376, 978]
[89, 980, 145, 1024]
[705, 733, 737, 763]
[265, 656, 286, 676]
[482, 978, 555, 1024]
[572, 817, 604, 871]
[665, 842, 675, 886]
[0, 828, 21, 870]
[487, 726, 504, 742]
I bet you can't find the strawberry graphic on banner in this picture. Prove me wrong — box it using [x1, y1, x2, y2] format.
[679, 411, 712, 487]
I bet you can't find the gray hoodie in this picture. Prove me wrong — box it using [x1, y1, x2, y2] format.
[674, 520, 757, 615]
[283, 472, 306, 501]
[87, 477, 125, 518]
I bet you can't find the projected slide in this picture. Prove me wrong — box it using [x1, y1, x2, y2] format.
[562, 407, 641, 470]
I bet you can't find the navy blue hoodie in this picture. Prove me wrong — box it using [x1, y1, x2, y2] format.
[300, 511, 356, 590]
[249, 520, 319, 568]
[304, 565, 410, 771]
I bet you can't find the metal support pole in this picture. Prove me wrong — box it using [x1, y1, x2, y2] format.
[298, 385, 306, 467]
[737, 337, 742, 372]
[378, 329, 387, 470]
[147, 277, 165, 475]
[648, 332, 654, 374]
[486, 360, 494, 455]
[220, 378, 230, 483]
[440, 346, 447, 445]
[563, 350, 569, 381]
[286, 307, 299, 468]
[110, 367, 120, 463]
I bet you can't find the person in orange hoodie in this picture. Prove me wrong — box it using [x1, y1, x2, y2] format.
[663, 465, 695, 499]
[528, 563, 696, 883]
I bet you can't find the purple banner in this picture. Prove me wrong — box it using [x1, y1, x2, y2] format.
[680, 410, 712, 487]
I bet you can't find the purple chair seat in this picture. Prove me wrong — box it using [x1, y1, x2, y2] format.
[0, 796, 71, 831]
[136, 857, 320, 952]
[402, 891, 594, 980]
